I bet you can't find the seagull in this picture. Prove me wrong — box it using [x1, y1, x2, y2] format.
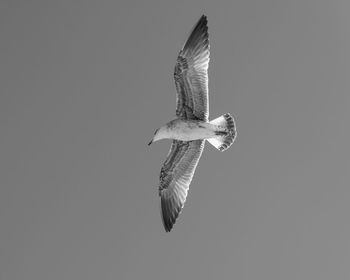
[149, 15, 237, 232]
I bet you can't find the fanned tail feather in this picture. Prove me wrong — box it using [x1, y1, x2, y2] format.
[208, 113, 237, 151]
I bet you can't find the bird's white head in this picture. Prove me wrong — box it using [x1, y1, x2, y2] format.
[148, 126, 169, 146]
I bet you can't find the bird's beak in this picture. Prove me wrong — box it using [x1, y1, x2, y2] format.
[148, 139, 153, 146]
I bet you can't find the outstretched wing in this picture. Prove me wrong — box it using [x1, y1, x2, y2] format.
[174, 15, 210, 121]
[159, 140, 204, 232]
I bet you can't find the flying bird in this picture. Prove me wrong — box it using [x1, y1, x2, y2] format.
[149, 15, 237, 232]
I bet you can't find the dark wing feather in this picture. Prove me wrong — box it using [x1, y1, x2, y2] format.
[174, 15, 210, 121]
[159, 140, 205, 232]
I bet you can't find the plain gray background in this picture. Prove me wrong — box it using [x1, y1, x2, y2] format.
[1, 0, 350, 279]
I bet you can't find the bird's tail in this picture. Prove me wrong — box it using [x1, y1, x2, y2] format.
[207, 113, 237, 151]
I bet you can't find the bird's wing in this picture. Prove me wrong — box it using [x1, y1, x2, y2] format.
[174, 15, 210, 121]
[159, 139, 205, 232]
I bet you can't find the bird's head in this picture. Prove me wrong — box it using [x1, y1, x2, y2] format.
[148, 126, 168, 146]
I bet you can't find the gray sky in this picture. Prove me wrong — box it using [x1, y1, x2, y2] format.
[1, 0, 350, 279]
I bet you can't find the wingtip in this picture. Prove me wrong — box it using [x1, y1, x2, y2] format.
[160, 197, 173, 232]
[160, 195, 181, 232]
[197, 14, 208, 27]
[181, 14, 209, 57]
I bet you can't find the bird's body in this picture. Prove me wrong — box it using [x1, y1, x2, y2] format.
[149, 15, 237, 232]
[162, 119, 224, 141]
